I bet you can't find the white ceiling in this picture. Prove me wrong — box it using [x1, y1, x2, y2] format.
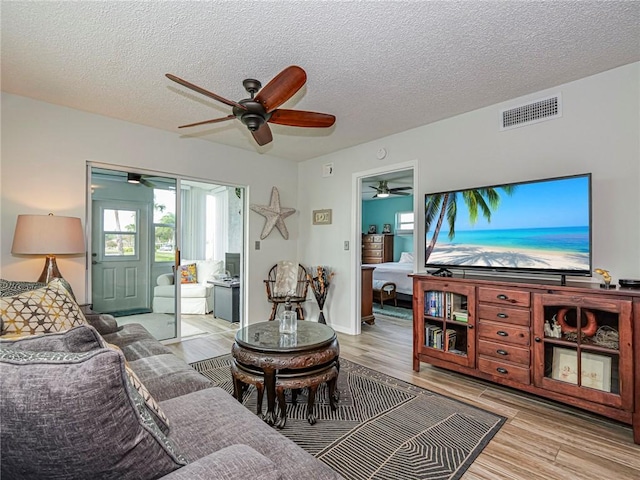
[2, 1, 639, 162]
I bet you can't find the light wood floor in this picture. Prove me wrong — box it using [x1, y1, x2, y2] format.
[168, 315, 640, 480]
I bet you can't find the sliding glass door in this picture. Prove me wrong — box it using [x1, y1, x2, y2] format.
[89, 166, 245, 342]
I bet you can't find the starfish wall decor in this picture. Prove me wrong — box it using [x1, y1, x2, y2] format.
[250, 187, 296, 240]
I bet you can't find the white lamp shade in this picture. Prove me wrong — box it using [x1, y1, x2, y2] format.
[12, 215, 85, 255]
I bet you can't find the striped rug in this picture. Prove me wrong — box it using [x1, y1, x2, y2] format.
[190, 355, 505, 480]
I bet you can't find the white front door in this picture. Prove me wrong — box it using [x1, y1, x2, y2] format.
[91, 200, 150, 313]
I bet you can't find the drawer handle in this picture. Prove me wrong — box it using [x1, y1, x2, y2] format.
[534, 337, 541, 343]
[497, 330, 509, 337]
[497, 313, 508, 319]
[496, 349, 508, 356]
[497, 294, 509, 300]
[496, 367, 508, 374]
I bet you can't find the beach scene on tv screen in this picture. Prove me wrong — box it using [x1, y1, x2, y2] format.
[424, 176, 590, 272]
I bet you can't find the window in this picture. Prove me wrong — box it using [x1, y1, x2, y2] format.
[103, 209, 137, 256]
[395, 211, 414, 235]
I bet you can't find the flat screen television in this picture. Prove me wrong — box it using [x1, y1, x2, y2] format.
[424, 173, 592, 279]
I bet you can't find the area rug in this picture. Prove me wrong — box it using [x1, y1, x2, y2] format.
[190, 355, 505, 480]
[373, 303, 413, 321]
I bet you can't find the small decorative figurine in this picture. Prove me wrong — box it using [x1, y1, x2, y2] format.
[594, 268, 613, 289]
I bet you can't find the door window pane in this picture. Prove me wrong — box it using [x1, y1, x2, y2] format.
[103, 209, 137, 256]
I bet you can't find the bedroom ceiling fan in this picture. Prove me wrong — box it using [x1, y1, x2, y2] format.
[371, 180, 412, 198]
[165, 66, 336, 146]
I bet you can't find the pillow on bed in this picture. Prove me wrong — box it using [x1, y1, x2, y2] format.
[399, 252, 414, 263]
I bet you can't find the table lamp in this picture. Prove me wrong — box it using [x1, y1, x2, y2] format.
[11, 213, 85, 284]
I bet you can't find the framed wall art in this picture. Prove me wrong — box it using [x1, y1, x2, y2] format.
[313, 209, 332, 225]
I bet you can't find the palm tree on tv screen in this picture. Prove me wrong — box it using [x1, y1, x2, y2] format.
[425, 186, 516, 262]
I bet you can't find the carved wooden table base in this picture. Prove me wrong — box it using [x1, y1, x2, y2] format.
[231, 337, 340, 428]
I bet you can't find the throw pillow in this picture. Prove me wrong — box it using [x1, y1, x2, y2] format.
[0, 324, 103, 353]
[0, 279, 46, 296]
[274, 260, 298, 296]
[0, 278, 87, 338]
[105, 342, 171, 434]
[179, 263, 197, 284]
[399, 251, 414, 263]
[0, 347, 186, 479]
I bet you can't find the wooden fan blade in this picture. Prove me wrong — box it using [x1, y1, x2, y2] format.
[255, 66, 307, 113]
[392, 192, 411, 196]
[389, 186, 413, 192]
[178, 115, 235, 129]
[166, 74, 247, 110]
[252, 123, 273, 146]
[268, 109, 336, 128]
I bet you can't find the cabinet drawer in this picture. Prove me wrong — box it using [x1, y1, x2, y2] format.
[478, 340, 530, 366]
[363, 244, 382, 251]
[478, 357, 531, 385]
[364, 235, 383, 243]
[363, 249, 382, 258]
[478, 320, 530, 346]
[477, 304, 530, 326]
[478, 287, 530, 307]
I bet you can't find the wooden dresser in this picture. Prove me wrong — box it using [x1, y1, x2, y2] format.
[362, 234, 394, 264]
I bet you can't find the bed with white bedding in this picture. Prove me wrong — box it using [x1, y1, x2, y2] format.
[364, 252, 415, 296]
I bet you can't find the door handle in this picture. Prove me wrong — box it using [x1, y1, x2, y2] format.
[91, 260, 101, 265]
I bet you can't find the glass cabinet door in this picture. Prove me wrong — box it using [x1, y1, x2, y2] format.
[533, 294, 633, 409]
[418, 282, 475, 368]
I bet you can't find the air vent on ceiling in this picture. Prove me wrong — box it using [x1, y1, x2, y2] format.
[500, 93, 561, 131]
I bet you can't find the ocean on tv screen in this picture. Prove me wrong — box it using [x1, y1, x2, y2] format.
[426, 226, 590, 271]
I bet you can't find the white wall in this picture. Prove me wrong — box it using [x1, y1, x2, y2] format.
[1, 93, 300, 323]
[298, 62, 640, 334]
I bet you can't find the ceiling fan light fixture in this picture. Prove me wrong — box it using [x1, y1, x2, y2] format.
[127, 173, 141, 184]
[377, 192, 390, 198]
[241, 113, 266, 131]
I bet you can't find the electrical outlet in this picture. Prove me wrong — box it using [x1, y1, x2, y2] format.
[344, 241, 349, 250]
[255, 241, 260, 250]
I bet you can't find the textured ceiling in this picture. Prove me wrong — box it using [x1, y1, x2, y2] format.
[2, 1, 639, 162]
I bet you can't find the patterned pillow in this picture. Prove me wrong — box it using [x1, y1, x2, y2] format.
[0, 279, 46, 296]
[106, 342, 171, 434]
[0, 278, 87, 338]
[179, 263, 197, 284]
[0, 348, 186, 478]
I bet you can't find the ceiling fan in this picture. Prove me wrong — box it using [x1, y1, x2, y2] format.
[127, 173, 156, 188]
[165, 66, 335, 146]
[370, 181, 412, 198]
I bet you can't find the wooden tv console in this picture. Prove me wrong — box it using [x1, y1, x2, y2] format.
[411, 273, 640, 444]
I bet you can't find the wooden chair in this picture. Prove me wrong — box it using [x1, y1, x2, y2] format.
[264, 263, 309, 321]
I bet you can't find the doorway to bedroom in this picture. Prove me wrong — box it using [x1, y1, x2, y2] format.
[356, 164, 416, 334]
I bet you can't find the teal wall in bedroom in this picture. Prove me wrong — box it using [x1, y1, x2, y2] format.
[362, 196, 413, 261]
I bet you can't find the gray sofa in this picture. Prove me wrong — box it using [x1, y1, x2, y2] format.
[0, 289, 343, 479]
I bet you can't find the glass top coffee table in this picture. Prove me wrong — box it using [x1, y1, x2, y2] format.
[231, 321, 340, 428]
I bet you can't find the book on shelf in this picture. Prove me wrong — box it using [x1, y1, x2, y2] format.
[445, 329, 456, 352]
[452, 310, 468, 323]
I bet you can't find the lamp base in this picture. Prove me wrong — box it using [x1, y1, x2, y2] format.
[37, 255, 76, 300]
[37, 255, 62, 284]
